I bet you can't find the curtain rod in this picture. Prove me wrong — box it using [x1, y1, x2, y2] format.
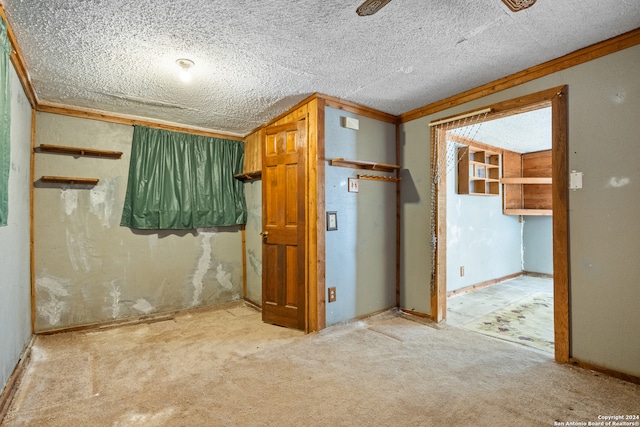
[428, 108, 492, 127]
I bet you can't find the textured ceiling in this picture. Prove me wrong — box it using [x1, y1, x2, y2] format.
[1, 0, 639, 136]
[451, 107, 551, 154]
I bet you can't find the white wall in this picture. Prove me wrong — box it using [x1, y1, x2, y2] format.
[0, 65, 32, 393]
[401, 44, 640, 377]
[324, 107, 397, 325]
[523, 216, 553, 275]
[32, 114, 244, 332]
[243, 180, 262, 305]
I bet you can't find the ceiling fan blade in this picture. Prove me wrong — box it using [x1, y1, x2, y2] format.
[356, 0, 392, 16]
[501, 0, 537, 12]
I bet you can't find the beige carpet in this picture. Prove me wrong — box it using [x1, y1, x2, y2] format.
[2, 302, 639, 426]
[464, 292, 554, 353]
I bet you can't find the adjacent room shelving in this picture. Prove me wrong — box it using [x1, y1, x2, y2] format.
[502, 149, 552, 216]
[457, 146, 500, 196]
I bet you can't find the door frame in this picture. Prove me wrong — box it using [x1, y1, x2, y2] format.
[258, 97, 324, 333]
[431, 85, 570, 363]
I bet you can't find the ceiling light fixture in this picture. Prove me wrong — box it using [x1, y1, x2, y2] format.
[356, 0, 391, 16]
[176, 58, 195, 83]
[501, 0, 537, 12]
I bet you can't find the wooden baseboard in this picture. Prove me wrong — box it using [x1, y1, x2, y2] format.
[0, 336, 35, 422]
[569, 358, 640, 385]
[447, 272, 523, 298]
[354, 307, 398, 321]
[243, 298, 262, 312]
[523, 271, 554, 279]
[36, 300, 246, 335]
[400, 308, 434, 321]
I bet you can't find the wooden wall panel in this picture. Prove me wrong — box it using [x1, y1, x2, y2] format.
[523, 150, 552, 210]
[502, 151, 523, 210]
[523, 150, 552, 177]
[243, 130, 263, 173]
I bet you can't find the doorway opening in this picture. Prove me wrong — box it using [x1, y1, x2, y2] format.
[443, 107, 554, 354]
[429, 86, 569, 363]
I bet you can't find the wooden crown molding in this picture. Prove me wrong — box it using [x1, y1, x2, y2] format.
[400, 26, 640, 123]
[0, 5, 37, 108]
[36, 102, 244, 141]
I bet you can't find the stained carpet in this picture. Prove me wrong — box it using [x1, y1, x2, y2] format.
[463, 292, 554, 353]
[3, 302, 638, 426]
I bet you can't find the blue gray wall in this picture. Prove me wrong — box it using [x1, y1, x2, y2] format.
[0, 65, 32, 394]
[523, 216, 553, 275]
[446, 141, 522, 292]
[401, 44, 640, 377]
[324, 107, 397, 325]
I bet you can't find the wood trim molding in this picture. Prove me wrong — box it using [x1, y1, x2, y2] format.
[315, 98, 327, 331]
[0, 5, 37, 108]
[570, 358, 640, 385]
[551, 86, 570, 363]
[36, 103, 244, 140]
[29, 110, 36, 333]
[395, 120, 401, 307]
[248, 93, 398, 137]
[400, 308, 434, 321]
[431, 125, 447, 322]
[0, 336, 34, 421]
[36, 300, 245, 335]
[400, 27, 640, 123]
[446, 272, 523, 298]
[321, 95, 399, 124]
[247, 94, 320, 136]
[241, 226, 247, 299]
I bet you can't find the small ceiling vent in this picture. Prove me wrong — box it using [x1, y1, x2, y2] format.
[501, 0, 537, 12]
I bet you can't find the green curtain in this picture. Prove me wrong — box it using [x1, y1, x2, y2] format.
[120, 126, 247, 229]
[0, 18, 11, 227]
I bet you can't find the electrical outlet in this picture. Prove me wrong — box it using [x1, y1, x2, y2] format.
[460, 266, 465, 277]
[328, 287, 337, 303]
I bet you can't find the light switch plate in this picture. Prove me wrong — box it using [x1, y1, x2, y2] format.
[348, 178, 359, 193]
[569, 171, 583, 190]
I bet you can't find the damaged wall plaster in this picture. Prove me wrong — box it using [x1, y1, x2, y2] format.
[33, 113, 244, 332]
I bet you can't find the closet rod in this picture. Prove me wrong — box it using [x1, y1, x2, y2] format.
[428, 108, 492, 127]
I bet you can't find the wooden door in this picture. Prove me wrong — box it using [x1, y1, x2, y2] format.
[262, 119, 307, 330]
